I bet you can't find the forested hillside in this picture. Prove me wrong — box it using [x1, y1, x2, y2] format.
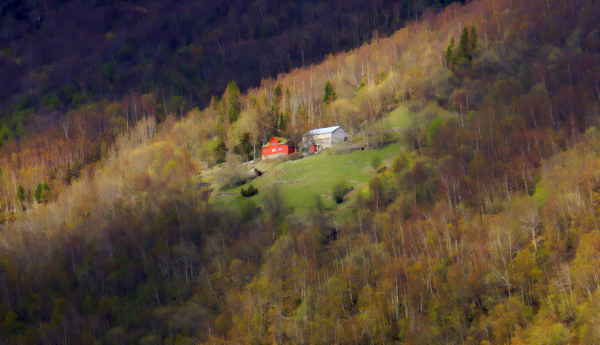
[0, 0, 461, 147]
[1, 0, 600, 343]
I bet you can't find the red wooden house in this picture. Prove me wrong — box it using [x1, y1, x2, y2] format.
[262, 137, 298, 159]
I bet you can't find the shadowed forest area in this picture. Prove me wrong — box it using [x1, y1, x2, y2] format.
[1, 0, 600, 343]
[0, 0, 463, 142]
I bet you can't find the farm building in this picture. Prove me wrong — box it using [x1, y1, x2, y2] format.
[262, 137, 298, 159]
[302, 126, 348, 151]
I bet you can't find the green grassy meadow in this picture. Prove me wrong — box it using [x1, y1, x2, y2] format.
[206, 105, 414, 216]
[381, 105, 413, 129]
[210, 143, 402, 216]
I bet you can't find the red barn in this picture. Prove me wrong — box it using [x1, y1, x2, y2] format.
[262, 137, 298, 159]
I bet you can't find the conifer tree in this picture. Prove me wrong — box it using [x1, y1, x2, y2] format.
[234, 132, 254, 161]
[470, 25, 478, 57]
[215, 139, 227, 164]
[457, 26, 470, 61]
[227, 81, 241, 124]
[284, 88, 292, 119]
[445, 36, 455, 67]
[34, 183, 43, 202]
[269, 84, 283, 137]
[16, 184, 25, 203]
[322, 80, 337, 104]
[279, 114, 287, 132]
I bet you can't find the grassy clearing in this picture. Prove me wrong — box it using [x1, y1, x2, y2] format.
[205, 103, 415, 217]
[380, 105, 414, 129]
[209, 144, 403, 216]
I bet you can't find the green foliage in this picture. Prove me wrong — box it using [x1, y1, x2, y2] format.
[392, 151, 410, 175]
[215, 143, 401, 216]
[227, 81, 241, 123]
[34, 183, 43, 202]
[322, 80, 337, 104]
[2, 1, 600, 344]
[34, 182, 51, 203]
[426, 119, 442, 145]
[332, 179, 351, 204]
[445, 25, 477, 69]
[371, 155, 383, 172]
[240, 198, 261, 221]
[266, 83, 284, 137]
[466, 110, 476, 125]
[470, 25, 478, 54]
[234, 132, 254, 161]
[241, 184, 259, 197]
[168, 95, 189, 117]
[457, 26, 470, 60]
[313, 194, 325, 212]
[41, 92, 61, 111]
[445, 36, 455, 66]
[261, 185, 293, 219]
[215, 139, 227, 164]
[278, 114, 287, 132]
[16, 184, 25, 203]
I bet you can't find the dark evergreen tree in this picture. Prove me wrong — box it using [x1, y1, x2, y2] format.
[445, 36, 455, 67]
[284, 88, 292, 119]
[457, 26, 470, 61]
[323, 80, 337, 104]
[234, 132, 254, 161]
[269, 84, 283, 137]
[279, 114, 287, 133]
[215, 139, 227, 164]
[16, 184, 25, 203]
[227, 81, 241, 123]
[34, 183, 43, 203]
[470, 25, 478, 57]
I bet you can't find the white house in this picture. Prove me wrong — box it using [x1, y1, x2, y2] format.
[302, 126, 348, 151]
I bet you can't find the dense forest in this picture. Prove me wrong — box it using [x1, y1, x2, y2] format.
[0, 0, 463, 148]
[1, 0, 600, 343]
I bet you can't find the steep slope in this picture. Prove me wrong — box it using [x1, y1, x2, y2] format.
[0, 0, 462, 119]
[0, 0, 600, 343]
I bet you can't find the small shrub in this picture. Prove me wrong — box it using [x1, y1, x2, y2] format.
[332, 180, 352, 204]
[314, 194, 325, 213]
[261, 185, 293, 219]
[215, 156, 251, 189]
[241, 184, 259, 197]
[371, 155, 382, 172]
[240, 199, 261, 221]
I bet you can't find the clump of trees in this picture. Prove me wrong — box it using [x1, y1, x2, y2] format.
[322, 80, 337, 104]
[445, 25, 478, 69]
[0, 0, 600, 343]
[234, 132, 255, 162]
[34, 182, 51, 203]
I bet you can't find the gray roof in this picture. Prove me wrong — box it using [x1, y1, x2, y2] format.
[303, 126, 344, 136]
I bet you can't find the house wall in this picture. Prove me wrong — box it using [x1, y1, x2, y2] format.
[302, 128, 348, 149]
[330, 128, 348, 145]
[263, 152, 286, 159]
[302, 133, 331, 148]
[286, 145, 297, 155]
[262, 143, 296, 159]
